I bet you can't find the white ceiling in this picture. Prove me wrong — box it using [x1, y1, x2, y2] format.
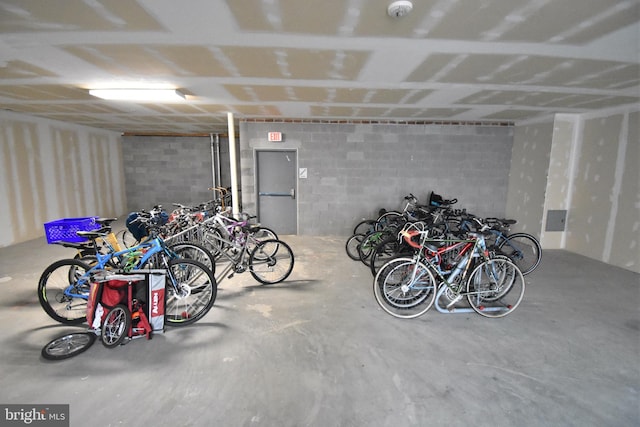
[1, 0, 639, 134]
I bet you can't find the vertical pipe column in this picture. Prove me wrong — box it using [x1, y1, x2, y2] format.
[227, 112, 240, 216]
[215, 133, 221, 190]
[209, 133, 216, 190]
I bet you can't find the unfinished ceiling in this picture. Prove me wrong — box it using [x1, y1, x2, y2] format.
[0, 0, 638, 134]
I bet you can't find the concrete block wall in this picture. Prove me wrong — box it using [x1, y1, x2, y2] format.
[240, 121, 514, 235]
[121, 135, 234, 212]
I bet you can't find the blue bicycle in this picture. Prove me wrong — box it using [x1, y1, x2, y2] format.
[37, 228, 217, 326]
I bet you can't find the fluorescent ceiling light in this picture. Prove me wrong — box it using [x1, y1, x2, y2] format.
[89, 88, 186, 102]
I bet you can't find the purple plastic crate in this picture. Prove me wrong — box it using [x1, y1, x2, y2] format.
[44, 217, 100, 244]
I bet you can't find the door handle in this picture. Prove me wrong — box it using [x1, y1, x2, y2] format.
[259, 189, 296, 199]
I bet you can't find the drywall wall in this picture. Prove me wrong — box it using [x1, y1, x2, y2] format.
[565, 110, 639, 272]
[0, 110, 125, 247]
[540, 115, 577, 249]
[239, 121, 514, 235]
[510, 110, 639, 273]
[505, 121, 553, 238]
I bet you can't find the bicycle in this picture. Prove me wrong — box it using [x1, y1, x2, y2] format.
[38, 222, 217, 326]
[373, 222, 525, 319]
[197, 209, 278, 259]
[367, 204, 463, 276]
[203, 218, 294, 285]
[457, 215, 541, 275]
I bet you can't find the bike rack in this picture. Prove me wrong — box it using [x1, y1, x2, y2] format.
[434, 284, 508, 314]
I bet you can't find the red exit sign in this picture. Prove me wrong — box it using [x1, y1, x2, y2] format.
[267, 132, 282, 142]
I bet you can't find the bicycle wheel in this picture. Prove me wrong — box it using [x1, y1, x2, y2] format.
[167, 241, 216, 275]
[369, 235, 412, 277]
[201, 226, 228, 260]
[466, 258, 525, 318]
[249, 239, 295, 284]
[247, 227, 279, 258]
[373, 257, 437, 319]
[38, 259, 92, 324]
[345, 233, 365, 261]
[358, 231, 383, 266]
[41, 332, 97, 361]
[353, 219, 377, 235]
[497, 233, 541, 275]
[117, 229, 138, 249]
[101, 304, 131, 348]
[376, 211, 404, 229]
[164, 258, 217, 326]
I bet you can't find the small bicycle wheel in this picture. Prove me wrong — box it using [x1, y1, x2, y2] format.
[373, 257, 437, 319]
[38, 259, 92, 324]
[345, 233, 365, 261]
[497, 233, 541, 275]
[164, 258, 217, 326]
[249, 239, 295, 284]
[41, 332, 96, 361]
[466, 258, 525, 318]
[102, 304, 131, 348]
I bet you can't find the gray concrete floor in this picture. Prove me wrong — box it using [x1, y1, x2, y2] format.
[0, 225, 638, 427]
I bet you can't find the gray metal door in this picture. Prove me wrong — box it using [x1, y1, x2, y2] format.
[256, 150, 297, 234]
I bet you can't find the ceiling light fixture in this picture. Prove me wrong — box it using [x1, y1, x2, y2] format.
[387, 0, 413, 18]
[89, 88, 186, 102]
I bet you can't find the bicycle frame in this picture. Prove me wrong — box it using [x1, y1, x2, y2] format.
[63, 237, 175, 300]
[400, 227, 488, 298]
[204, 226, 253, 283]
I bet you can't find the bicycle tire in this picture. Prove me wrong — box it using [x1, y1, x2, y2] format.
[497, 233, 541, 275]
[247, 226, 279, 259]
[101, 304, 131, 348]
[38, 259, 92, 325]
[167, 241, 216, 275]
[164, 258, 217, 326]
[249, 239, 295, 284]
[376, 211, 404, 229]
[117, 229, 138, 249]
[373, 257, 437, 319]
[358, 230, 382, 266]
[466, 258, 525, 318]
[369, 234, 412, 277]
[353, 219, 377, 235]
[250, 226, 279, 242]
[41, 331, 97, 360]
[345, 233, 365, 261]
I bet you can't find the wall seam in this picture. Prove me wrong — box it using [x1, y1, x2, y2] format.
[563, 115, 583, 249]
[602, 112, 628, 262]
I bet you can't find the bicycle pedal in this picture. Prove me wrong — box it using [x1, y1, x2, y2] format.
[227, 273, 235, 279]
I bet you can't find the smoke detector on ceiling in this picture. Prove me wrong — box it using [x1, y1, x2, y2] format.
[387, 1, 413, 18]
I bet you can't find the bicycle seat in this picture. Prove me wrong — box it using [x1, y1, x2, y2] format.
[95, 217, 117, 227]
[76, 230, 107, 240]
[53, 241, 94, 250]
